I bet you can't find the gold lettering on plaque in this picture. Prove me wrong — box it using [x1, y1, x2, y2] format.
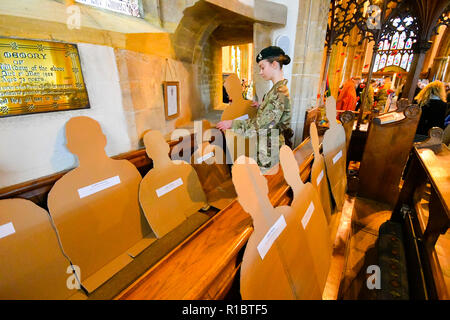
[0, 38, 89, 117]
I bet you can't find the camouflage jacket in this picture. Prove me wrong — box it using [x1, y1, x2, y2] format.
[231, 79, 291, 171]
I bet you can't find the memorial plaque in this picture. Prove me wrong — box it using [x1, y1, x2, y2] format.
[0, 37, 89, 118]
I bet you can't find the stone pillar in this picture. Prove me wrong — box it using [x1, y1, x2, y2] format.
[402, 40, 433, 102]
[290, 0, 330, 146]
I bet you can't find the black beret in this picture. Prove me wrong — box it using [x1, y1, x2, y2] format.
[256, 46, 288, 63]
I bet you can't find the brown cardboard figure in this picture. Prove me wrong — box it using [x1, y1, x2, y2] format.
[221, 73, 256, 121]
[233, 156, 321, 300]
[221, 74, 257, 164]
[279, 145, 332, 294]
[47, 116, 154, 293]
[310, 122, 333, 223]
[191, 120, 236, 210]
[140, 130, 208, 238]
[322, 96, 347, 210]
[0, 198, 85, 299]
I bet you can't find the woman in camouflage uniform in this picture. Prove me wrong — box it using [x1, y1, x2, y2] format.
[216, 46, 292, 172]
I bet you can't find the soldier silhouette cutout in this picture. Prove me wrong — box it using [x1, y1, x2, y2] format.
[191, 120, 236, 210]
[310, 122, 333, 223]
[139, 130, 207, 238]
[322, 96, 347, 210]
[233, 156, 321, 300]
[0, 198, 85, 299]
[221, 73, 256, 121]
[47, 116, 153, 293]
[279, 145, 332, 294]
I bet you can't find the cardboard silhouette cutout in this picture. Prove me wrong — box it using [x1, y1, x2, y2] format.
[0, 198, 85, 299]
[233, 156, 321, 300]
[139, 130, 207, 238]
[323, 96, 347, 210]
[279, 145, 332, 293]
[47, 116, 154, 293]
[310, 122, 333, 223]
[221, 73, 256, 121]
[191, 120, 236, 210]
[222, 74, 257, 163]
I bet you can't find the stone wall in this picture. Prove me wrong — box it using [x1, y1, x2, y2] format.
[0, 0, 289, 188]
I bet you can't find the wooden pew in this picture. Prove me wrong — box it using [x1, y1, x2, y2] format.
[115, 138, 316, 300]
[1, 132, 317, 300]
[357, 105, 421, 207]
[391, 133, 450, 300]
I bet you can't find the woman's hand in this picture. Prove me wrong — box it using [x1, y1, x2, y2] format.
[251, 101, 260, 108]
[216, 120, 233, 131]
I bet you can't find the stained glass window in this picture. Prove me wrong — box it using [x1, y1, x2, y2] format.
[76, 0, 142, 17]
[372, 15, 417, 72]
[387, 53, 395, 66]
[379, 54, 387, 70]
[400, 53, 409, 69]
[398, 32, 406, 49]
[374, 54, 381, 71]
[407, 54, 414, 72]
[391, 32, 399, 50]
[394, 53, 402, 66]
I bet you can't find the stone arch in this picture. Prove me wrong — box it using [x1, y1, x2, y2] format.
[171, 0, 255, 115]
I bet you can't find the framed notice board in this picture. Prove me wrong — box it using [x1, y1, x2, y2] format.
[0, 37, 90, 118]
[163, 81, 180, 120]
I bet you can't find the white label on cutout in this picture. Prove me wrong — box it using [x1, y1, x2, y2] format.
[316, 170, 324, 186]
[156, 178, 183, 198]
[332, 150, 343, 164]
[0, 222, 16, 239]
[197, 152, 214, 163]
[78, 176, 121, 199]
[234, 114, 249, 121]
[301, 202, 315, 229]
[257, 215, 287, 260]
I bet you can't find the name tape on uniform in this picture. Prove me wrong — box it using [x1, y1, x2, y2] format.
[234, 114, 249, 121]
[156, 178, 183, 198]
[316, 170, 324, 186]
[78, 176, 121, 199]
[0, 222, 16, 239]
[197, 152, 214, 163]
[332, 150, 343, 164]
[301, 202, 315, 229]
[257, 215, 287, 260]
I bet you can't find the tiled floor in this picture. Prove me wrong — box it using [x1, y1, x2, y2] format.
[321, 192, 394, 300]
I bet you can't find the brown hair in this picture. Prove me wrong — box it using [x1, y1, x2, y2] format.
[266, 55, 291, 69]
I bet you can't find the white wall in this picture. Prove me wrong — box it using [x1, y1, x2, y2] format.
[269, 0, 299, 93]
[0, 43, 133, 188]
